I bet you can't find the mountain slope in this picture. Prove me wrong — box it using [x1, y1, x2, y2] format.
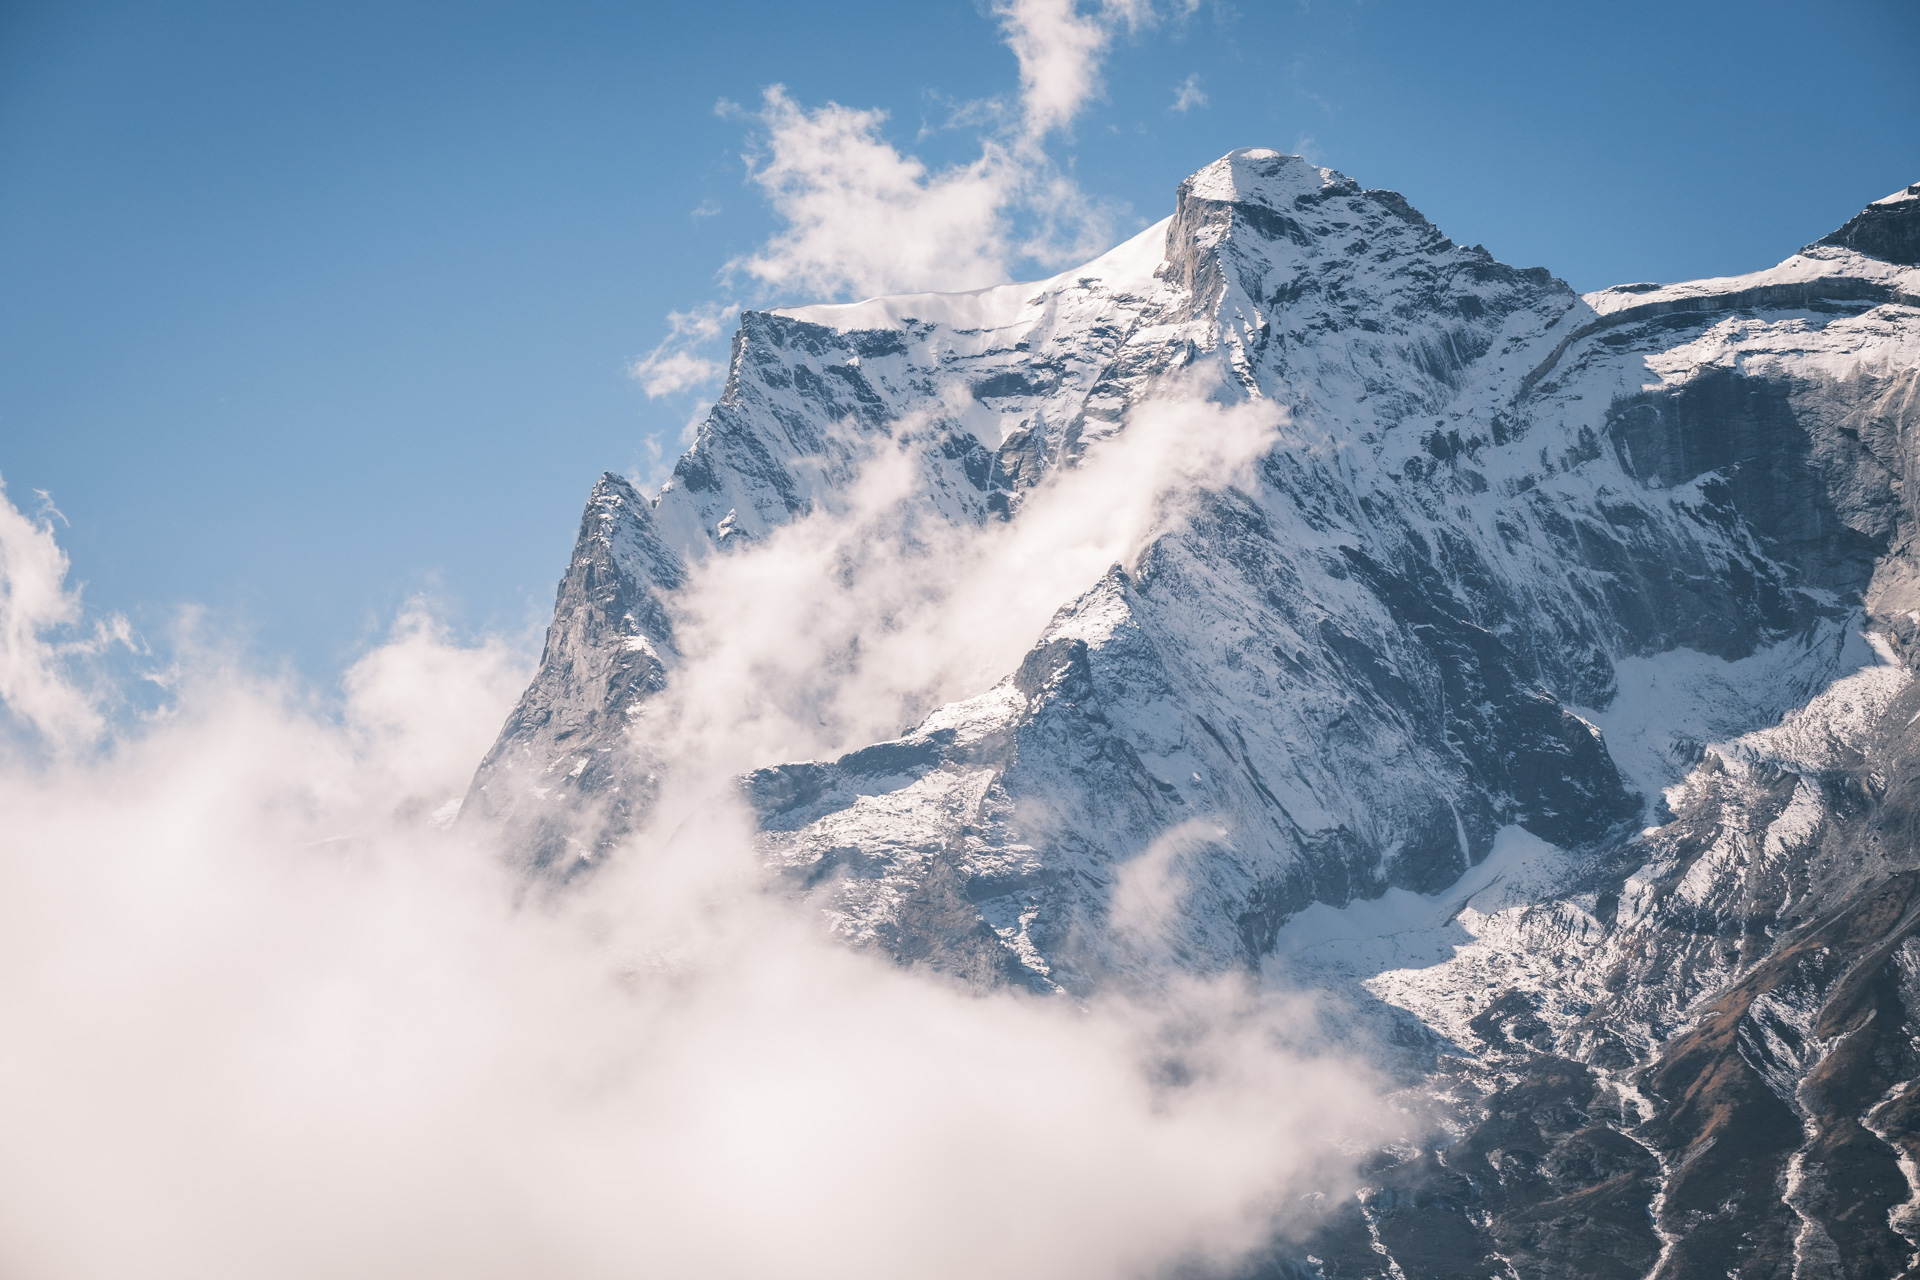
[473, 152, 1920, 1276]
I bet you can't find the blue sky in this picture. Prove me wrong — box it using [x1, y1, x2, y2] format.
[4, 0, 1916, 685]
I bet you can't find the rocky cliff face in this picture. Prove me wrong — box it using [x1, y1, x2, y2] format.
[472, 150, 1920, 1276]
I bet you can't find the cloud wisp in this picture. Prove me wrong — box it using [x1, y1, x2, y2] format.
[649, 373, 1287, 788]
[1172, 72, 1209, 113]
[0, 474, 135, 752]
[998, 0, 1151, 141]
[726, 86, 1030, 301]
[628, 301, 741, 398]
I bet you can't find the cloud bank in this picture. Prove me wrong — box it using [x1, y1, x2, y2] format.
[0, 460, 1393, 1278]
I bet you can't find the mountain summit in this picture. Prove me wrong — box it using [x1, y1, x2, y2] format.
[472, 151, 1920, 1277]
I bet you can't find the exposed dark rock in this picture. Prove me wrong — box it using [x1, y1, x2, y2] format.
[1817, 186, 1920, 265]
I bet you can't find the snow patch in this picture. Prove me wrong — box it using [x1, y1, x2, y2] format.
[1571, 620, 1869, 817]
[1268, 826, 1572, 982]
[773, 217, 1170, 334]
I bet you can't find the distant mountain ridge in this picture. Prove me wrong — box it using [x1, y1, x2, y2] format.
[470, 150, 1920, 1278]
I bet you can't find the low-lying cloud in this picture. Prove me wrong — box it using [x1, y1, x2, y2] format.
[0, 449, 1394, 1277]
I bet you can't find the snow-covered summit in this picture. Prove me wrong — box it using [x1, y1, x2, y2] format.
[1177, 146, 1356, 206]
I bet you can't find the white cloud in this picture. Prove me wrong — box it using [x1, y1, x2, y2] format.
[0, 395, 1400, 1278]
[1110, 818, 1229, 948]
[718, 1, 1163, 303]
[1172, 72, 1209, 112]
[729, 87, 1021, 299]
[0, 473, 134, 751]
[630, 348, 724, 398]
[724, 81, 1133, 303]
[628, 302, 740, 398]
[340, 603, 527, 818]
[663, 301, 737, 343]
[997, 0, 1119, 140]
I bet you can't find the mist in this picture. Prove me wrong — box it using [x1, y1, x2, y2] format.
[653, 377, 1290, 783]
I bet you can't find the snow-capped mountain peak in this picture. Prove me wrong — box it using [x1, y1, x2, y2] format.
[473, 153, 1920, 1273]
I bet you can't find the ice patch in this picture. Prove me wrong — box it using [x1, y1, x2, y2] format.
[1572, 620, 1870, 817]
[1267, 826, 1572, 982]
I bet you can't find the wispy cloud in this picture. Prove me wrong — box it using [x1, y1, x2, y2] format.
[1172, 72, 1208, 112]
[627, 302, 740, 398]
[731, 1, 1159, 298]
[0, 474, 135, 752]
[656, 370, 1291, 784]
[630, 349, 723, 398]
[996, 0, 1152, 141]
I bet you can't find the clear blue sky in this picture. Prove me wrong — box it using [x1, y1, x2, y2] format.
[4, 0, 1916, 684]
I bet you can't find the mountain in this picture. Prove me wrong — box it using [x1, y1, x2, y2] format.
[468, 153, 1920, 1277]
